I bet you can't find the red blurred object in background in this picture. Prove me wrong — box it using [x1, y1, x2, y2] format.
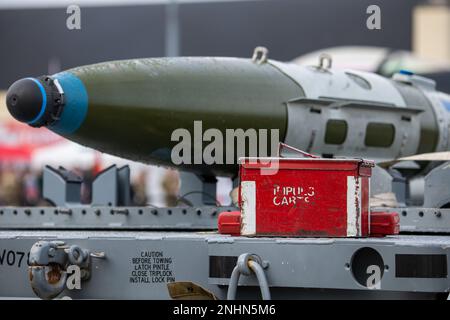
[0, 121, 63, 163]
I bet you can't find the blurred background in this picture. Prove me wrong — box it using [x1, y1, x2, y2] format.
[0, 0, 449, 207]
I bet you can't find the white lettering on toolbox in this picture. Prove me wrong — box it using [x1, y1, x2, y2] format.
[272, 185, 315, 206]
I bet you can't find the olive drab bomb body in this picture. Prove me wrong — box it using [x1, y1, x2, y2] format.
[5, 51, 450, 177]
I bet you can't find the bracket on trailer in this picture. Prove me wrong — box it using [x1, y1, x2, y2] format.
[28, 240, 105, 299]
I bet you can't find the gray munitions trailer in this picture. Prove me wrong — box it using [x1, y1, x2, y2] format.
[0, 164, 449, 300]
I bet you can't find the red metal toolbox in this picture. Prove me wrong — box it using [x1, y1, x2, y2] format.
[238, 144, 374, 237]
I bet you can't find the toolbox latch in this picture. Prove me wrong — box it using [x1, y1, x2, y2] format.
[358, 160, 375, 177]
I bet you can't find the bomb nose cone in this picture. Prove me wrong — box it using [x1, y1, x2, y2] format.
[6, 78, 46, 124]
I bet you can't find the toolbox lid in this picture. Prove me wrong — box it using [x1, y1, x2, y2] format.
[238, 143, 374, 173]
[238, 157, 374, 170]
